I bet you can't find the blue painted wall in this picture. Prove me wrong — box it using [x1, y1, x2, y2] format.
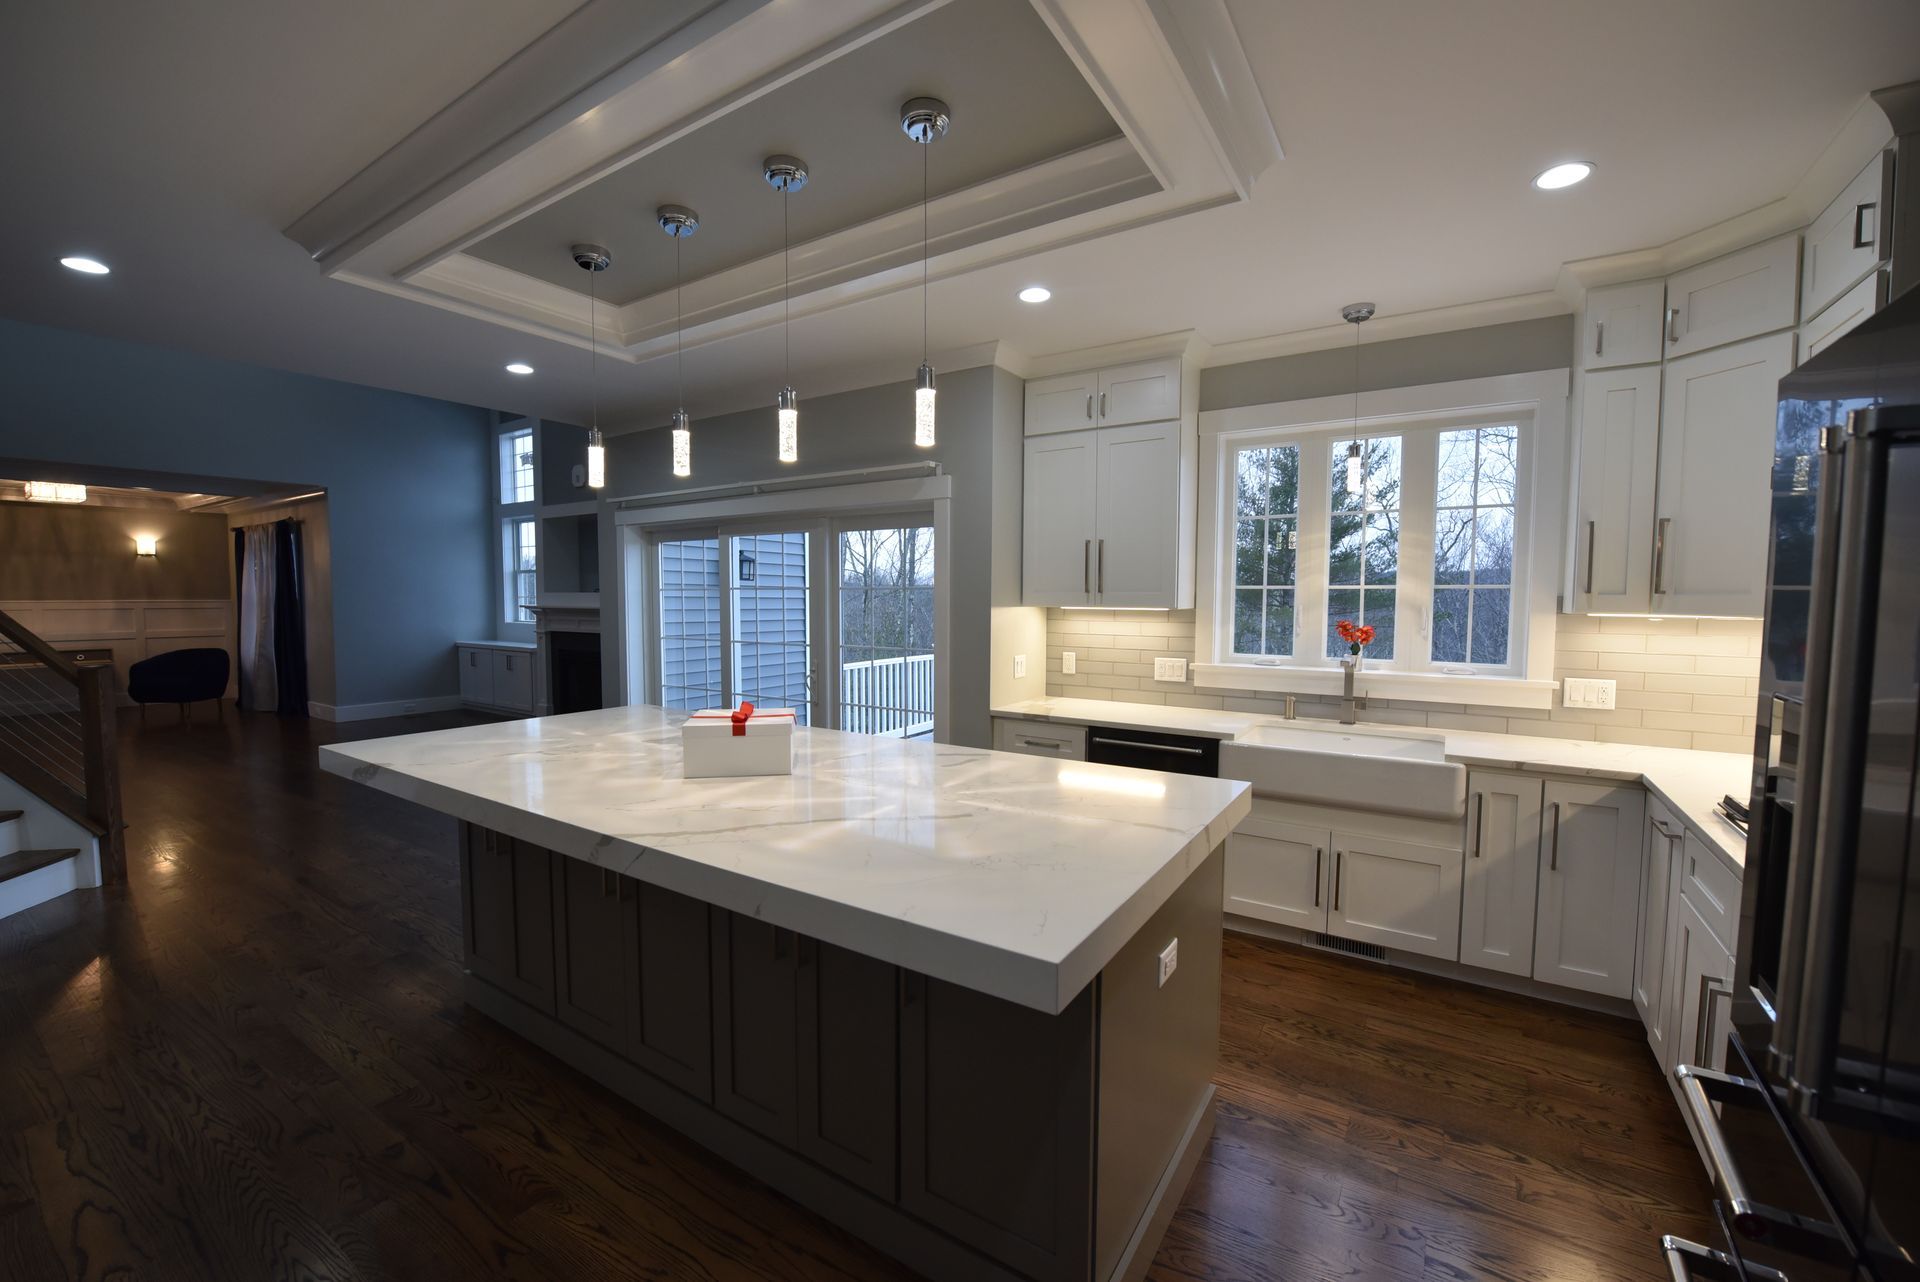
[0, 317, 494, 708]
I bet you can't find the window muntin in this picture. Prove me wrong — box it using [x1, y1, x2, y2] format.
[505, 517, 537, 623]
[1326, 436, 1400, 660]
[1431, 425, 1517, 667]
[1230, 444, 1299, 656]
[500, 427, 534, 505]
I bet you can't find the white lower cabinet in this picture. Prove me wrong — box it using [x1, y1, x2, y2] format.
[1460, 771, 1543, 978]
[1533, 781, 1645, 999]
[457, 643, 536, 715]
[491, 649, 533, 712]
[1670, 893, 1734, 1075]
[1224, 817, 1327, 931]
[990, 717, 1086, 760]
[459, 646, 492, 704]
[1327, 831, 1463, 963]
[1634, 800, 1685, 1066]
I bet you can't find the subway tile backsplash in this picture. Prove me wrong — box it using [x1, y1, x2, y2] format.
[1044, 609, 1761, 754]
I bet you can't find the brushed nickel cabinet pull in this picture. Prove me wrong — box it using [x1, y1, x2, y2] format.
[1085, 393, 1093, 420]
[1313, 847, 1322, 907]
[1083, 539, 1091, 595]
[1653, 517, 1672, 595]
[1548, 802, 1561, 871]
[1665, 306, 1681, 344]
[1584, 520, 1596, 595]
[1853, 201, 1876, 249]
[1333, 850, 1343, 912]
[1099, 391, 1108, 418]
[1594, 321, 1604, 356]
[1472, 794, 1485, 857]
[1097, 539, 1105, 595]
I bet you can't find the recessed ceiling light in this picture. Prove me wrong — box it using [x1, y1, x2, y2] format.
[1018, 286, 1052, 303]
[505, 362, 535, 375]
[60, 255, 110, 275]
[1532, 162, 1593, 191]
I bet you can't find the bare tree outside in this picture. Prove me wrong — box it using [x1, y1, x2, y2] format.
[839, 525, 935, 736]
[1431, 425, 1517, 666]
[1327, 435, 1401, 659]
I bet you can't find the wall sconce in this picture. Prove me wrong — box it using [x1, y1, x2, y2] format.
[133, 534, 158, 557]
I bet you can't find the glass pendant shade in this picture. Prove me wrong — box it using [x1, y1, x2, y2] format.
[777, 387, 798, 463]
[1345, 441, 1363, 495]
[671, 409, 692, 479]
[586, 427, 606, 489]
[915, 362, 937, 448]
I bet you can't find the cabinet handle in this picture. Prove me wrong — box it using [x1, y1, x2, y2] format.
[1097, 539, 1105, 595]
[1083, 539, 1091, 595]
[1593, 321, 1604, 357]
[1651, 815, 1680, 840]
[1472, 794, 1485, 858]
[1333, 850, 1343, 912]
[1653, 517, 1671, 595]
[1016, 736, 1067, 752]
[1665, 306, 1681, 345]
[1696, 974, 1733, 1067]
[1313, 847, 1322, 907]
[1099, 391, 1108, 418]
[1548, 802, 1561, 871]
[1583, 520, 1596, 595]
[1853, 201, 1876, 249]
[505, 655, 514, 671]
[1085, 393, 1093, 420]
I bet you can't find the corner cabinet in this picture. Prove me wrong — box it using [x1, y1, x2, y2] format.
[1533, 781, 1645, 999]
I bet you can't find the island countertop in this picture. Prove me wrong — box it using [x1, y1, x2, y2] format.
[321, 705, 1250, 1014]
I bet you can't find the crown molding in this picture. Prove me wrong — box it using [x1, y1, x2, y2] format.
[1201, 293, 1569, 370]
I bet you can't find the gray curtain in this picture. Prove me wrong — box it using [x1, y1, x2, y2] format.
[238, 525, 278, 710]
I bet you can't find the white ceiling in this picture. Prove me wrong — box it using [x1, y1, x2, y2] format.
[3, 0, 1918, 434]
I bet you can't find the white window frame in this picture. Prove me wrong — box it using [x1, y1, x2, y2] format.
[493, 418, 539, 640]
[1195, 371, 1567, 709]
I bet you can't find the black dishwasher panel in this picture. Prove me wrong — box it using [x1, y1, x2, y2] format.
[1084, 727, 1219, 777]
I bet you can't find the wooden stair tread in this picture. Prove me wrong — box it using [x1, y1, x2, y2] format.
[0, 848, 80, 882]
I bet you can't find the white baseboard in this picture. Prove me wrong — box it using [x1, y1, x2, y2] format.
[309, 695, 465, 722]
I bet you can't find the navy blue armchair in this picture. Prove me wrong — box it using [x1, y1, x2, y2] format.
[128, 648, 230, 719]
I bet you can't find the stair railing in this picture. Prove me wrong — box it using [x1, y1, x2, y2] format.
[0, 607, 125, 884]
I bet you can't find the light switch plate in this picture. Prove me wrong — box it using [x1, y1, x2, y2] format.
[1153, 657, 1188, 683]
[1062, 650, 1077, 675]
[1563, 676, 1617, 709]
[1013, 654, 1027, 679]
[1158, 938, 1178, 987]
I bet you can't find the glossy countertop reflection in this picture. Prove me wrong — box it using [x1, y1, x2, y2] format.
[320, 705, 1251, 1014]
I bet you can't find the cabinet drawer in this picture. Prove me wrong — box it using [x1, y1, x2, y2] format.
[1802, 150, 1892, 319]
[1664, 233, 1800, 359]
[992, 717, 1086, 759]
[1678, 827, 1740, 949]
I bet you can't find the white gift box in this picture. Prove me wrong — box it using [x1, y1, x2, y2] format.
[682, 706, 796, 778]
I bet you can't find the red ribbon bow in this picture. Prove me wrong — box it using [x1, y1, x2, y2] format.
[730, 701, 756, 736]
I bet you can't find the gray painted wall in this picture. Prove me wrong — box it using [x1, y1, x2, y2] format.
[1200, 315, 1575, 412]
[0, 317, 494, 709]
[602, 364, 1016, 747]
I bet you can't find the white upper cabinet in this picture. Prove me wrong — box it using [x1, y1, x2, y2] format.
[1574, 364, 1663, 612]
[1459, 771, 1543, 978]
[1653, 331, 1795, 617]
[1533, 780, 1644, 1000]
[1802, 150, 1893, 321]
[1023, 370, 1100, 436]
[1801, 269, 1887, 363]
[1096, 357, 1181, 426]
[1662, 233, 1800, 360]
[1022, 432, 1099, 606]
[1093, 421, 1184, 607]
[1584, 280, 1667, 369]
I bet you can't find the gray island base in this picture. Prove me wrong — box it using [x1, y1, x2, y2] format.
[320, 707, 1249, 1282]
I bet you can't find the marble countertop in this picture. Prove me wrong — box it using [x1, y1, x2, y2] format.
[321, 706, 1251, 1015]
[995, 696, 1751, 870]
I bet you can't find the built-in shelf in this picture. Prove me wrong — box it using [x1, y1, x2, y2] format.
[541, 511, 600, 596]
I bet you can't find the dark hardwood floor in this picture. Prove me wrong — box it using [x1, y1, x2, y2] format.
[0, 708, 1716, 1281]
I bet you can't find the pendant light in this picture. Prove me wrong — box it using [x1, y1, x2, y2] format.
[573, 243, 612, 488]
[763, 155, 808, 463]
[658, 204, 700, 479]
[1341, 302, 1375, 496]
[901, 98, 950, 448]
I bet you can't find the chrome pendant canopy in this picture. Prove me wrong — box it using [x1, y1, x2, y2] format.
[762, 156, 809, 193]
[900, 97, 951, 143]
[571, 244, 611, 273]
[656, 205, 699, 237]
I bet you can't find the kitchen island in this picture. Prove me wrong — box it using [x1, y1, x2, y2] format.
[320, 705, 1250, 1282]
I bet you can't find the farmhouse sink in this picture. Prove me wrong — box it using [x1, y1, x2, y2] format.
[1218, 722, 1466, 819]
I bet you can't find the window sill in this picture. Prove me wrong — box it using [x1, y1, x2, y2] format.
[1191, 662, 1557, 710]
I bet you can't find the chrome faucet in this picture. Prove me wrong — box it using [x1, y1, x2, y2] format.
[1283, 695, 1297, 720]
[1340, 661, 1367, 725]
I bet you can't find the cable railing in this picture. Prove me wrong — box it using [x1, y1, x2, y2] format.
[0, 608, 125, 884]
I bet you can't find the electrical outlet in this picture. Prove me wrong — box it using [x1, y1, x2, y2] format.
[1013, 654, 1027, 679]
[1062, 650, 1077, 675]
[1152, 657, 1188, 683]
[1562, 677, 1617, 710]
[1158, 938, 1178, 987]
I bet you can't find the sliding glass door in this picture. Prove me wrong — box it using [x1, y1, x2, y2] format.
[836, 524, 935, 737]
[729, 530, 815, 725]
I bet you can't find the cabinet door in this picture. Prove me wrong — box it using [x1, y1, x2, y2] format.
[796, 938, 898, 1199]
[1800, 269, 1885, 362]
[459, 826, 555, 1012]
[1534, 782, 1645, 999]
[551, 856, 631, 1049]
[711, 914, 798, 1144]
[1663, 233, 1799, 359]
[1096, 357, 1180, 426]
[1583, 280, 1666, 369]
[900, 973, 1094, 1282]
[1327, 832, 1463, 962]
[1653, 331, 1796, 617]
[1635, 803, 1684, 1065]
[628, 882, 713, 1101]
[490, 649, 534, 713]
[1574, 364, 1661, 612]
[1670, 894, 1733, 1074]
[1459, 772, 1543, 977]
[1094, 421, 1182, 607]
[1022, 431, 1098, 605]
[458, 647, 492, 704]
[1223, 817, 1329, 931]
[1802, 151, 1891, 319]
[1025, 369, 1099, 436]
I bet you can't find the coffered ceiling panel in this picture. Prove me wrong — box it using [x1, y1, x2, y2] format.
[469, 0, 1133, 305]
